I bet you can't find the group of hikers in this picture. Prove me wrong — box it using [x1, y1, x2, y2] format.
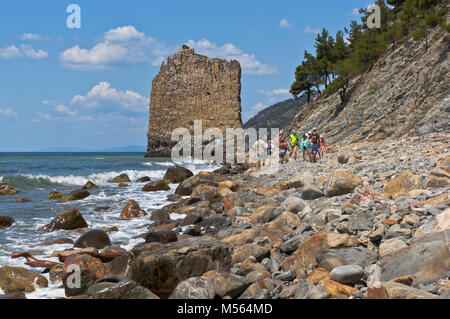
[252, 127, 326, 168]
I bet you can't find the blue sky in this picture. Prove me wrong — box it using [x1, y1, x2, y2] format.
[0, 0, 373, 151]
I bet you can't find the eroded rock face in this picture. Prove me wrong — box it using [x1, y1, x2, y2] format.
[131, 236, 232, 298]
[146, 45, 243, 157]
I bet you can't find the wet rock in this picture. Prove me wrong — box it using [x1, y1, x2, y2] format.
[39, 208, 88, 232]
[94, 206, 110, 212]
[329, 265, 364, 285]
[150, 209, 171, 222]
[302, 185, 324, 200]
[131, 237, 232, 298]
[58, 189, 91, 203]
[16, 198, 30, 202]
[203, 270, 249, 298]
[118, 183, 128, 188]
[106, 251, 135, 279]
[184, 225, 202, 236]
[142, 180, 171, 192]
[82, 181, 98, 190]
[169, 277, 215, 299]
[46, 192, 65, 200]
[167, 194, 183, 202]
[0, 266, 48, 293]
[0, 183, 20, 196]
[145, 230, 178, 244]
[136, 176, 151, 183]
[88, 280, 159, 299]
[62, 254, 106, 297]
[120, 200, 147, 219]
[324, 169, 363, 197]
[111, 174, 131, 183]
[383, 170, 421, 196]
[163, 166, 194, 184]
[232, 243, 270, 264]
[180, 213, 202, 226]
[0, 216, 15, 229]
[49, 264, 65, 284]
[74, 229, 111, 249]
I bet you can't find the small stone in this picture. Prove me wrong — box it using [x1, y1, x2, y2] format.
[329, 265, 364, 285]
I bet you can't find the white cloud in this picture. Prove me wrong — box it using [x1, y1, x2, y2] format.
[258, 88, 290, 96]
[71, 81, 149, 113]
[103, 25, 145, 42]
[60, 25, 276, 75]
[0, 44, 48, 59]
[60, 25, 172, 70]
[186, 39, 278, 75]
[21, 33, 41, 41]
[55, 104, 77, 116]
[20, 44, 48, 59]
[302, 26, 320, 34]
[0, 107, 18, 117]
[351, 8, 360, 15]
[279, 18, 293, 29]
[252, 103, 268, 111]
[0, 45, 22, 59]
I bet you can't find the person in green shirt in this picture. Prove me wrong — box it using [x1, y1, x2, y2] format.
[288, 130, 299, 161]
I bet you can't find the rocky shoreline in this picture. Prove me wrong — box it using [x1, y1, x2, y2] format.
[0, 132, 449, 299]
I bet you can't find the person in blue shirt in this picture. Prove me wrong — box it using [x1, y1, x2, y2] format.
[301, 134, 309, 162]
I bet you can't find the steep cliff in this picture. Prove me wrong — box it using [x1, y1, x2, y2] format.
[146, 45, 243, 157]
[283, 27, 449, 144]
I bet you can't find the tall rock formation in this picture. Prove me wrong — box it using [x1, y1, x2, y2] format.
[283, 27, 449, 144]
[146, 45, 243, 157]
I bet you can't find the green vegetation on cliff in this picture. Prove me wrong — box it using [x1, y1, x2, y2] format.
[290, 0, 448, 104]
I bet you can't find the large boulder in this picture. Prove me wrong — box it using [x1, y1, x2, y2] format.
[120, 200, 147, 219]
[111, 174, 131, 183]
[106, 251, 135, 279]
[383, 170, 421, 196]
[191, 184, 218, 198]
[168, 277, 215, 299]
[82, 181, 98, 190]
[249, 204, 283, 224]
[379, 231, 450, 285]
[144, 230, 178, 244]
[88, 280, 160, 299]
[58, 189, 90, 203]
[39, 209, 88, 232]
[131, 237, 232, 298]
[426, 156, 450, 188]
[316, 247, 377, 271]
[202, 270, 249, 298]
[142, 180, 171, 192]
[0, 183, 20, 196]
[62, 254, 106, 297]
[232, 244, 271, 264]
[324, 169, 363, 197]
[0, 266, 48, 293]
[163, 166, 194, 184]
[74, 229, 111, 249]
[175, 172, 221, 196]
[0, 216, 15, 229]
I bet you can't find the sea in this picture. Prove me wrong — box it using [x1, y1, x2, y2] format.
[0, 152, 218, 299]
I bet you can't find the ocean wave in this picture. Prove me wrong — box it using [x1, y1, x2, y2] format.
[0, 169, 167, 189]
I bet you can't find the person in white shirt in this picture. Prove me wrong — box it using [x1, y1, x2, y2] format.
[253, 137, 268, 169]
